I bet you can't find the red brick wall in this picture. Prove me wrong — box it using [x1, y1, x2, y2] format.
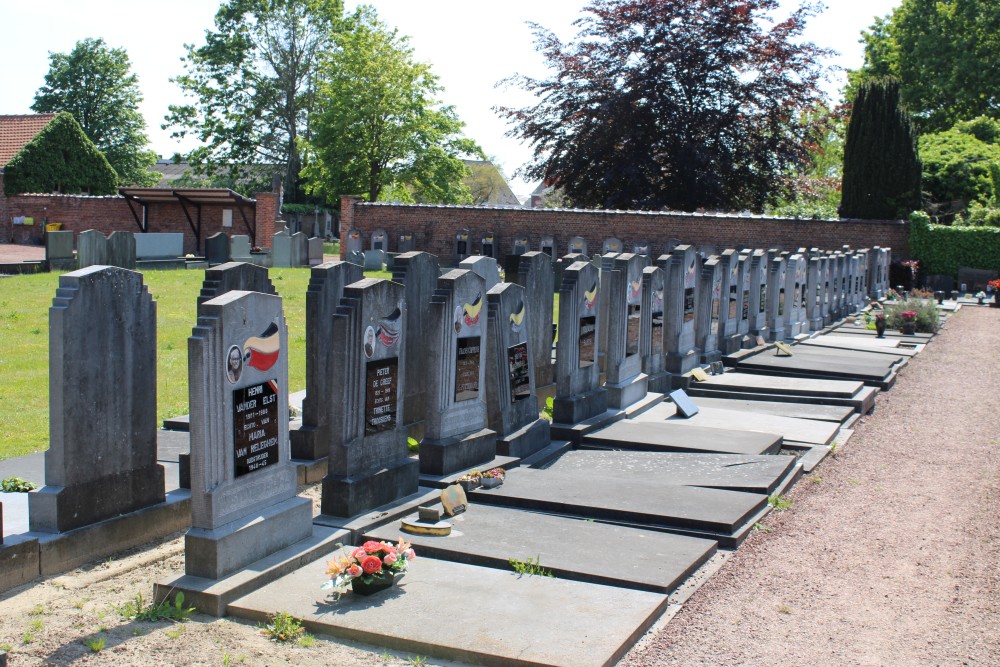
[254, 192, 278, 250]
[339, 198, 911, 260]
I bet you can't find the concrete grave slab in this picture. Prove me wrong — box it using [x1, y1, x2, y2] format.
[829, 325, 933, 341]
[687, 396, 855, 424]
[633, 403, 839, 446]
[228, 555, 670, 667]
[734, 345, 901, 388]
[801, 336, 919, 357]
[583, 420, 782, 455]
[689, 371, 866, 398]
[365, 504, 717, 593]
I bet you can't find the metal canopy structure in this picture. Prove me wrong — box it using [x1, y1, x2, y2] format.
[118, 188, 257, 253]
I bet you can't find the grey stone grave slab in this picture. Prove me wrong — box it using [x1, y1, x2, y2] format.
[270, 231, 291, 267]
[230, 235, 252, 262]
[459, 255, 501, 290]
[45, 230, 75, 270]
[198, 262, 276, 312]
[695, 254, 722, 364]
[346, 250, 364, 267]
[634, 403, 839, 446]
[135, 232, 183, 260]
[583, 419, 782, 455]
[322, 278, 419, 517]
[641, 265, 668, 391]
[568, 236, 587, 255]
[511, 234, 529, 255]
[691, 371, 865, 398]
[510, 251, 555, 390]
[370, 229, 388, 251]
[76, 229, 107, 268]
[366, 503, 716, 593]
[397, 231, 415, 253]
[291, 261, 365, 460]
[603, 237, 623, 254]
[106, 231, 136, 269]
[29, 266, 164, 533]
[801, 335, 919, 357]
[661, 246, 701, 375]
[605, 253, 649, 409]
[734, 346, 901, 389]
[783, 254, 804, 337]
[688, 396, 855, 424]
[289, 232, 307, 267]
[228, 555, 670, 667]
[453, 228, 471, 264]
[484, 282, 551, 458]
[553, 260, 608, 424]
[820, 254, 832, 324]
[766, 255, 788, 341]
[806, 256, 823, 331]
[344, 229, 363, 254]
[205, 232, 231, 266]
[390, 253, 440, 437]
[830, 325, 933, 341]
[307, 237, 324, 266]
[363, 249, 385, 271]
[597, 252, 619, 372]
[420, 270, 497, 475]
[185, 290, 311, 580]
[733, 253, 752, 347]
[469, 463, 768, 547]
[540, 234, 555, 256]
[747, 251, 768, 344]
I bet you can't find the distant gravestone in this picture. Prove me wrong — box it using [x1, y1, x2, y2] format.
[512, 235, 529, 255]
[540, 235, 555, 257]
[76, 229, 107, 269]
[631, 240, 651, 256]
[271, 231, 291, 268]
[289, 232, 307, 267]
[695, 255, 722, 365]
[420, 269, 496, 475]
[397, 232, 416, 253]
[290, 261, 365, 460]
[371, 229, 388, 252]
[552, 260, 607, 424]
[766, 256, 788, 342]
[484, 282, 551, 457]
[106, 231, 136, 270]
[785, 254, 804, 336]
[511, 252, 556, 390]
[134, 233, 183, 262]
[186, 290, 310, 578]
[568, 236, 587, 255]
[481, 232, 497, 258]
[460, 255, 501, 291]
[602, 237, 623, 254]
[364, 249, 386, 271]
[597, 252, 619, 373]
[735, 254, 752, 345]
[344, 229, 363, 255]
[604, 253, 648, 409]
[346, 250, 364, 267]
[230, 235, 252, 262]
[717, 250, 741, 354]
[454, 229, 471, 264]
[198, 262, 276, 312]
[205, 232, 231, 266]
[747, 250, 769, 339]
[29, 267, 163, 533]
[660, 246, 701, 375]
[392, 252, 441, 433]
[640, 265, 668, 391]
[307, 237, 324, 266]
[45, 230, 75, 271]
[807, 256, 824, 332]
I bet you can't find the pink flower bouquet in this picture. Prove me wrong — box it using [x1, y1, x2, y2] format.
[321, 539, 416, 593]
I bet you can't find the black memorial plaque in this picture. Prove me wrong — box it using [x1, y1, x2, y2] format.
[626, 305, 641, 356]
[742, 290, 750, 321]
[579, 316, 596, 368]
[759, 284, 766, 313]
[507, 342, 530, 402]
[233, 380, 280, 478]
[365, 357, 398, 434]
[652, 313, 663, 351]
[455, 337, 480, 401]
[778, 288, 785, 316]
[683, 288, 695, 322]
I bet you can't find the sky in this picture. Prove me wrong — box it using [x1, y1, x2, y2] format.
[2, 0, 902, 200]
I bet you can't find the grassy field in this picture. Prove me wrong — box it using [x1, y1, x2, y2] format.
[0, 266, 392, 461]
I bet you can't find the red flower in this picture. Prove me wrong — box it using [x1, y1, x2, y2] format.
[361, 555, 382, 574]
[901, 311, 917, 321]
[362, 541, 383, 554]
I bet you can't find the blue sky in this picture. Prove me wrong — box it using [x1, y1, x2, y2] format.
[2, 0, 901, 198]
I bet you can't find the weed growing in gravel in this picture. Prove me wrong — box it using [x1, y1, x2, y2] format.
[0, 642, 12, 651]
[115, 592, 194, 622]
[165, 626, 185, 640]
[829, 442, 840, 457]
[768, 494, 794, 511]
[298, 633, 316, 648]
[29, 619, 43, 632]
[849, 478, 861, 485]
[28, 604, 45, 616]
[810, 474, 822, 484]
[72, 598, 87, 609]
[83, 636, 106, 653]
[509, 555, 554, 577]
[408, 657, 428, 666]
[752, 522, 773, 533]
[260, 611, 305, 642]
[21, 629, 35, 644]
[776, 603, 792, 614]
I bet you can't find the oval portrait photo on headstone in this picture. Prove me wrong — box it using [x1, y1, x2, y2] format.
[364, 325, 376, 358]
[226, 344, 243, 384]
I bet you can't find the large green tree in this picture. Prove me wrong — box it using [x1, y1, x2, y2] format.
[840, 78, 922, 219]
[497, 0, 831, 212]
[165, 0, 342, 203]
[919, 116, 1000, 211]
[850, 0, 1000, 132]
[31, 38, 157, 187]
[302, 6, 482, 204]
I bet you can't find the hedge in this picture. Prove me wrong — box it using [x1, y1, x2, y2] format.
[909, 211, 1000, 275]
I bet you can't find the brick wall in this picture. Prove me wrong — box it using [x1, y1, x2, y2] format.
[339, 197, 912, 260]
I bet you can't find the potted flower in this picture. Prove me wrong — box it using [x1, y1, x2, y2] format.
[479, 467, 506, 489]
[899, 310, 918, 335]
[976, 291, 987, 305]
[457, 471, 482, 492]
[989, 279, 1000, 308]
[874, 310, 887, 338]
[322, 539, 415, 596]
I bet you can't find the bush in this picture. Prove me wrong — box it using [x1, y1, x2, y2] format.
[919, 127, 1000, 208]
[959, 202, 1000, 227]
[909, 211, 1000, 275]
[883, 297, 939, 333]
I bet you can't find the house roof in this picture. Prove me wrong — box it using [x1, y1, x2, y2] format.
[0, 114, 57, 167]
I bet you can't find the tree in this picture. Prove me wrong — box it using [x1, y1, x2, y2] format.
[165, 0, 343, 203]
[497, 0, 831, 212]
[850, 0, 1000, 132]
[767, 103, 846, 219]
[840, 79, 922, 219]
[31, 38, 157, 187]
[4, 112, 118, 196]
[919, 117, 1000, 210]
[302, 6, 482, 204]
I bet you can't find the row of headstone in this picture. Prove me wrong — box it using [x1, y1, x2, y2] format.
[77, 230, 137, 270]
[271, 231, 324, 268]
[205, 233, 255, 266]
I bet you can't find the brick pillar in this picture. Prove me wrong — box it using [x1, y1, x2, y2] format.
[0, 174, 9, 242]
[340, 195, 362, 259]
[254, 192, 277, 249]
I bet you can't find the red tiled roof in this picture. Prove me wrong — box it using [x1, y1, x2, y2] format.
[0, 114, 56, 167]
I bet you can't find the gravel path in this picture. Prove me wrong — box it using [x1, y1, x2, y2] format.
[620, 306, 1000, 666]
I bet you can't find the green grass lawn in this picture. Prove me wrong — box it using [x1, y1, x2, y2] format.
[0, 266, 388, 461]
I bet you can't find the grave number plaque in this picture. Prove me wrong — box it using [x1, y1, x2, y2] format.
[759, 284, 766, 313]
[233, 380, 280, 477]
[742, 290, 750, 321]
[455, 337, 481, 401]
[626, 305, 641, 356]
[579, 315, 596, 368]
[365, 358, 398, 434]
[507, 342, 531, 402]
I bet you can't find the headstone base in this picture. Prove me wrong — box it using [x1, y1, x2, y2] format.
[495, 418, 551, 459]
[808, 317, 825, 332]
[720, 334, 744, 355]
[28, 465, 166, 533]
[768, 326, 787, 343]
[321, 457, 420, 518]
[185, 496, 313, 580]
[419, 428, 497, 476]
[605, 372, 649, 410]
[646, 370, 673, 394]
[665, 350, 701, 376]
[289, 425, 325, 461]
[700, 349, 722, 365]
[48, 259, 76, 271]
[0, 535, 41, 594]
[553, 387, 608, 425]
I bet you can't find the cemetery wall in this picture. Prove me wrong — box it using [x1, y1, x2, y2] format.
[340, 196, 911, 259]
[2, 185, 279, 252]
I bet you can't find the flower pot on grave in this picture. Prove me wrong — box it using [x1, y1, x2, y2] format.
[480, 476, 503, 489]
[900, 322, 917, 335]
[458, 479, 481, 493]
[351, 571, 397, 596]
[875, 318, 886, 338]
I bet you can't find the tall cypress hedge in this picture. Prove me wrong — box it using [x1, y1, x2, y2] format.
[3, 112, 118, 196]
[841, 79, 922, 219]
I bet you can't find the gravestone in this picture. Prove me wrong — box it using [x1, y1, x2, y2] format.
[76, 230, 107, 269]
[364, 249, 386, 271]
[785, 253, 805, 337]
[568, 236, 587, 255]
[271, 231, 291, 268]
[836, 253, 849, 318]
[695, 255, 722, 364]
[718, 250, 741, 354]
[481, 232, 497, 258]
[420, 270, 497, 475]
[230, 235, 252, 262]
[552, 260, 608, 423]
[597, 252, 620, 372]
[346, 250, 364, 267]
[344, 229, 363, 255]
[640, 265, 668, 391]
[510, 252, 556, 389]
[660, 245, 701, 375]
[289, 232, 307, 267]
[484, 282, 551, 457]
[735, 253, 752, 346]
[747, 249, 769, 340]
[45, 230, 75, 271]
[106, 232, 136, 269]
[290, 261, 365, 460]
[307, 237, 324, 266]
[460, 255, 502, 291]
[767, 255, 788, 342]
[398, 232, 416, 253]
[631, 240, 651, 256]
[807, 256, 824, 331]
[512, 235, 529, 255]
[205, 232, 231, 266]
[135, 233, 183, 262]
[29, 267, 163, 533]
[198, 262, 277, 312]
[820, 254, 832, 324]
[391, 252, 442, 433]
[322, 278, 419, 516]
[540, 235, 555, 257]
[454, 229, 471, 264]
[371, 229, 388, 252]
[186, 290, 311, 578]
[604, 253, 648, 409]
[602, 237, 623, 254]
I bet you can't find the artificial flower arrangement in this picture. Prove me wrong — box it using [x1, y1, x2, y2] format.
[884, 288, 901, 301]
[457, 470, 483, 491]
[900, 310, 917, 322]
[988, 278, 1000, 291]
[479, 467, 507, 488]
[321, 539, 415, 594]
